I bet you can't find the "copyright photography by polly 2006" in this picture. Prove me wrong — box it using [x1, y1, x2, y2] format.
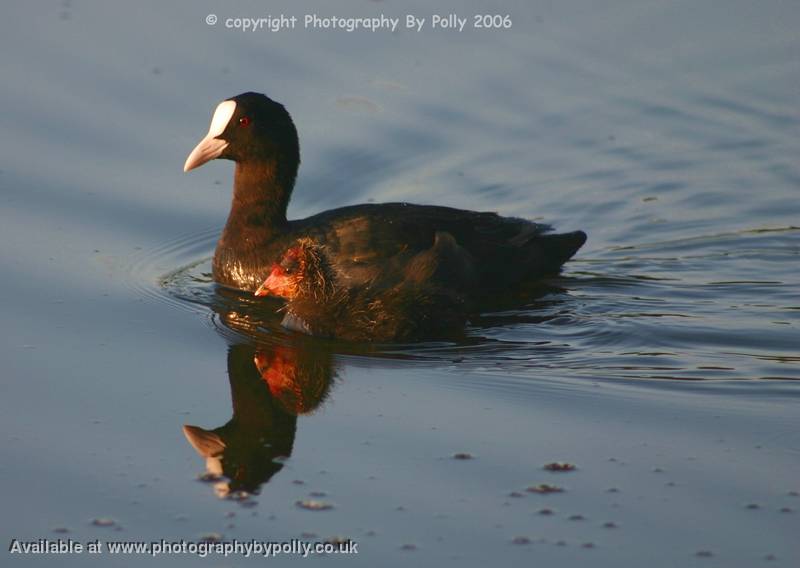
[207, 13, 514, 33]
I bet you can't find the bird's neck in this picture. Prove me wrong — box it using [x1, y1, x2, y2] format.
[221, 160, 294, 245]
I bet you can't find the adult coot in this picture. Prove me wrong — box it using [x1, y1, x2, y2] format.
[184, 92, 586, 294]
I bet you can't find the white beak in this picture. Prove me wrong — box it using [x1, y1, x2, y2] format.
[183, 100, 237, 172]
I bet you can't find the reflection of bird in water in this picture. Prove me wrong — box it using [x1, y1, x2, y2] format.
[253, 345, 333, 415]
[182, 343, 336, 498]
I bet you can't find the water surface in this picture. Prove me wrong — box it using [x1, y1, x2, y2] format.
[1, 1, 798, 566]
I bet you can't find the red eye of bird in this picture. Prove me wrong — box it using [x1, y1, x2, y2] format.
[238, 116, 251, 127]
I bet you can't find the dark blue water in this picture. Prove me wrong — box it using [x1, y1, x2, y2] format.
[2, 1, 798, 566]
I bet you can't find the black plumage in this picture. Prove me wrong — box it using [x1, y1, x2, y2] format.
[184, 92, 586, 294]
[255, 233, 476, 342]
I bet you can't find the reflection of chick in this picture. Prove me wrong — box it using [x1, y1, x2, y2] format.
[253, 346, 333, 416]
[255, 232, 476, 342]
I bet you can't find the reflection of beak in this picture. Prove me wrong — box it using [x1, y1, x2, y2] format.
[183, 135, 229, 172]
[182, 425, 226, 457]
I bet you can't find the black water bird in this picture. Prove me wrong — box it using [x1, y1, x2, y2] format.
[184, 92, 586, 294]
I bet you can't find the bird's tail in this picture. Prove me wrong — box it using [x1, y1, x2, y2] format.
[522, 230, 587, 276]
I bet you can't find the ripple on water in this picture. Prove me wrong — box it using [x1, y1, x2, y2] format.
[124, 225, 800, 382]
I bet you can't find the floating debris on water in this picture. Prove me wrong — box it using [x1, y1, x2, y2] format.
[695, 550, 713, 558]
[296, 499, 334, 511]
[90, 518, 116, 528]
[227, 491, 257, 507]
[200, 533, 223, 542]
[511, 536, 531, 545]
[526, 484, 564, 494]
[452, 452, 475, 460]
[543, 462, 576, 472]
